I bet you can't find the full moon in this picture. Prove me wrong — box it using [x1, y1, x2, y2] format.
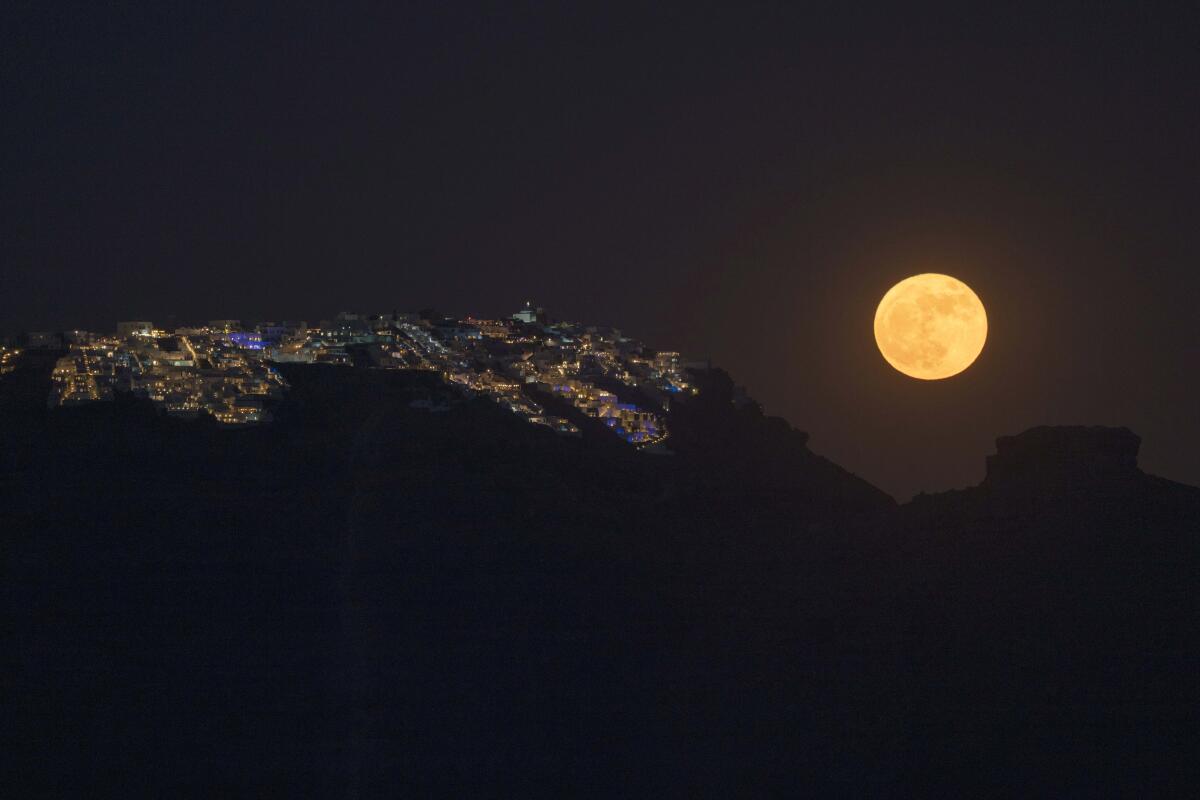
[873, 273, 987, 380]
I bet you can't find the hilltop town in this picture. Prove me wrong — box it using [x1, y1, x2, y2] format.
[21, 302, 706, 448]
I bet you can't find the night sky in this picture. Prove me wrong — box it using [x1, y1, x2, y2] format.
[3, 4, 1198, 498]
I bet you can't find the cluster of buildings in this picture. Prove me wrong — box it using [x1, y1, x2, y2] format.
[0, 345, 20, 377]
[47, 324, 286, 425]
[21, 302, 704, 445]
[375, 302, 698, 447]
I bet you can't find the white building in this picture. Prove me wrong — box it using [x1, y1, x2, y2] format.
[116, 321, 153, 338]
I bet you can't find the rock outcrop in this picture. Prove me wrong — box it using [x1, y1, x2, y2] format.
[982, 425, 1141, 493]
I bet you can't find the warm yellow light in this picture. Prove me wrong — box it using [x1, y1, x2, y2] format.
[874, 273, 987, 380]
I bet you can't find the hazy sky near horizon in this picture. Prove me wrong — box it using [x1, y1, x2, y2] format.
[3, 4, 1198, 497]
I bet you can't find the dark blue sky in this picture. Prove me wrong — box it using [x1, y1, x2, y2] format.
[3, 3, 1198, 497]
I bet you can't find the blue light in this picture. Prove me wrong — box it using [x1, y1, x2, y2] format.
[229, 332, 264, 350]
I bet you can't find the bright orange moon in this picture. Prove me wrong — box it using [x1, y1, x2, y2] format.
[874, 273, 987, 380]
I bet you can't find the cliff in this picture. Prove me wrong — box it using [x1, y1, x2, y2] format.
[2, 359, 1198, 797]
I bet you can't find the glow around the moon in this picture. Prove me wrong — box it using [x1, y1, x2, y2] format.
[874, 273, 987, 380]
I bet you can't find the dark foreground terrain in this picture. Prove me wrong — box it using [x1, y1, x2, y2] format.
[3, 353, 1197, 796]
